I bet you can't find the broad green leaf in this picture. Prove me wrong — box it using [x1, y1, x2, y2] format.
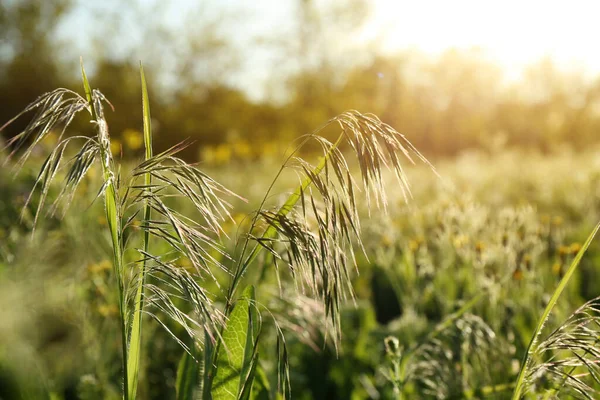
[212, 286, 260, 400]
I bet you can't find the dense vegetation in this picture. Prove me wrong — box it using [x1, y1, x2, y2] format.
[2, 88, 600, 397]
[3, 1, 600, 163]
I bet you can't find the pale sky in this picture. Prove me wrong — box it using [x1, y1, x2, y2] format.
[57, 0, 600, 99]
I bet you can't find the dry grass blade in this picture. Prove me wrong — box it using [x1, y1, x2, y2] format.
[140, 252, 225, 347]
[1, 88, 88, 168]
[236, 110, 434, 345]
[129, 144, 242, 236]
[0, 88, 97, 231]
[402, 314, 498, 399]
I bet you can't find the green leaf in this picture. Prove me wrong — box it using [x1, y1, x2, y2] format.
[511, 220, 600, 400]
[212, 286, 260, 400]
[80, 58, 93, 108]
[126, 63, 154, 400]
[176, 345, 199, 400]
[249, 366, 271, 400]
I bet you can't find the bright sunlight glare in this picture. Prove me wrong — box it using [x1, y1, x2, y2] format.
[363, 0, 600, 77]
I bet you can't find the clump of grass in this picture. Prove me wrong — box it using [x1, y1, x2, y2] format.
[511, 221, 600, 399]
[2, 63, 434, 399]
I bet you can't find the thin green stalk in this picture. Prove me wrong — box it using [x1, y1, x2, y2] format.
[211, 132, 344, 392]
[394, 285, 492, 395]
[81, 60, 129, 399]
[511, 221, 600, 400]
[126, 64, 153, 400]
[227, 133, 345, 306]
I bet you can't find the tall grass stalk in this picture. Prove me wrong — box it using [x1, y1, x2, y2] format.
[126, 64, 153, 400]
[3, 65, 435, 399]
[81, 62, 131, 398]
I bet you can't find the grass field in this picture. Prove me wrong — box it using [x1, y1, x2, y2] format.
[3, 130, 600, 399]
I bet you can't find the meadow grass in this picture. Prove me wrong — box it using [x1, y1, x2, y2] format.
[1, 64, 435, 399]
[3, 66, 600, 399]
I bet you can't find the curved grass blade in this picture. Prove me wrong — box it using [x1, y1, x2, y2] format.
[511, 220, 600, 399]
[81, 59, 130, 399]
[176, 344, 200, 400]
[127, 63, 153, 400]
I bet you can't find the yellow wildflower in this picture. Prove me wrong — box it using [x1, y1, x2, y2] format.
[88, 260, 111, 275]
[512, 268, 523, 281]
[214, 144, 232, 165]
[232, 139, 252, 160]
[110, 138, 122, 157]
[453, 234, 469, 249]
[552, 262, 562, 276]
[569, 242, 582, 255]
[475, 241, 485, 253]
[408, 239, 419, 252]
[381, 234, 392, 247]
[97, 215, 107, 226]
[122, 129, 143, 151]
[552, 216, 564, 227]
[98, 304, 118, 318]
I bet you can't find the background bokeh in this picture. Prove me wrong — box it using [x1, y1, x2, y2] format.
[3, 0, 600, 162]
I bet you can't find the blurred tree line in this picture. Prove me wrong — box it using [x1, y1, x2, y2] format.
[2, 0, 600, 163]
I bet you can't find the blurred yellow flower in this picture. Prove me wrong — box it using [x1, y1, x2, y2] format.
[232, 139, 252, 160]
[110, 138, 122, 156]
[558, 245, 570, 258]
[98, 304, 118, 317]
[214, 144, 232, 164]
[122, 129, 143, 151]
[381, 234, 392, 247]
[453, 234, 469, 249]
[512, 268, 523, 281]
[551, 216, 564, 227]
[569, 242, 582, 255]
[475, 241, 485, 253]
[552, 262, 562, 276]
[408, 239, 419, 252]
[88, 260, 111, 275]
